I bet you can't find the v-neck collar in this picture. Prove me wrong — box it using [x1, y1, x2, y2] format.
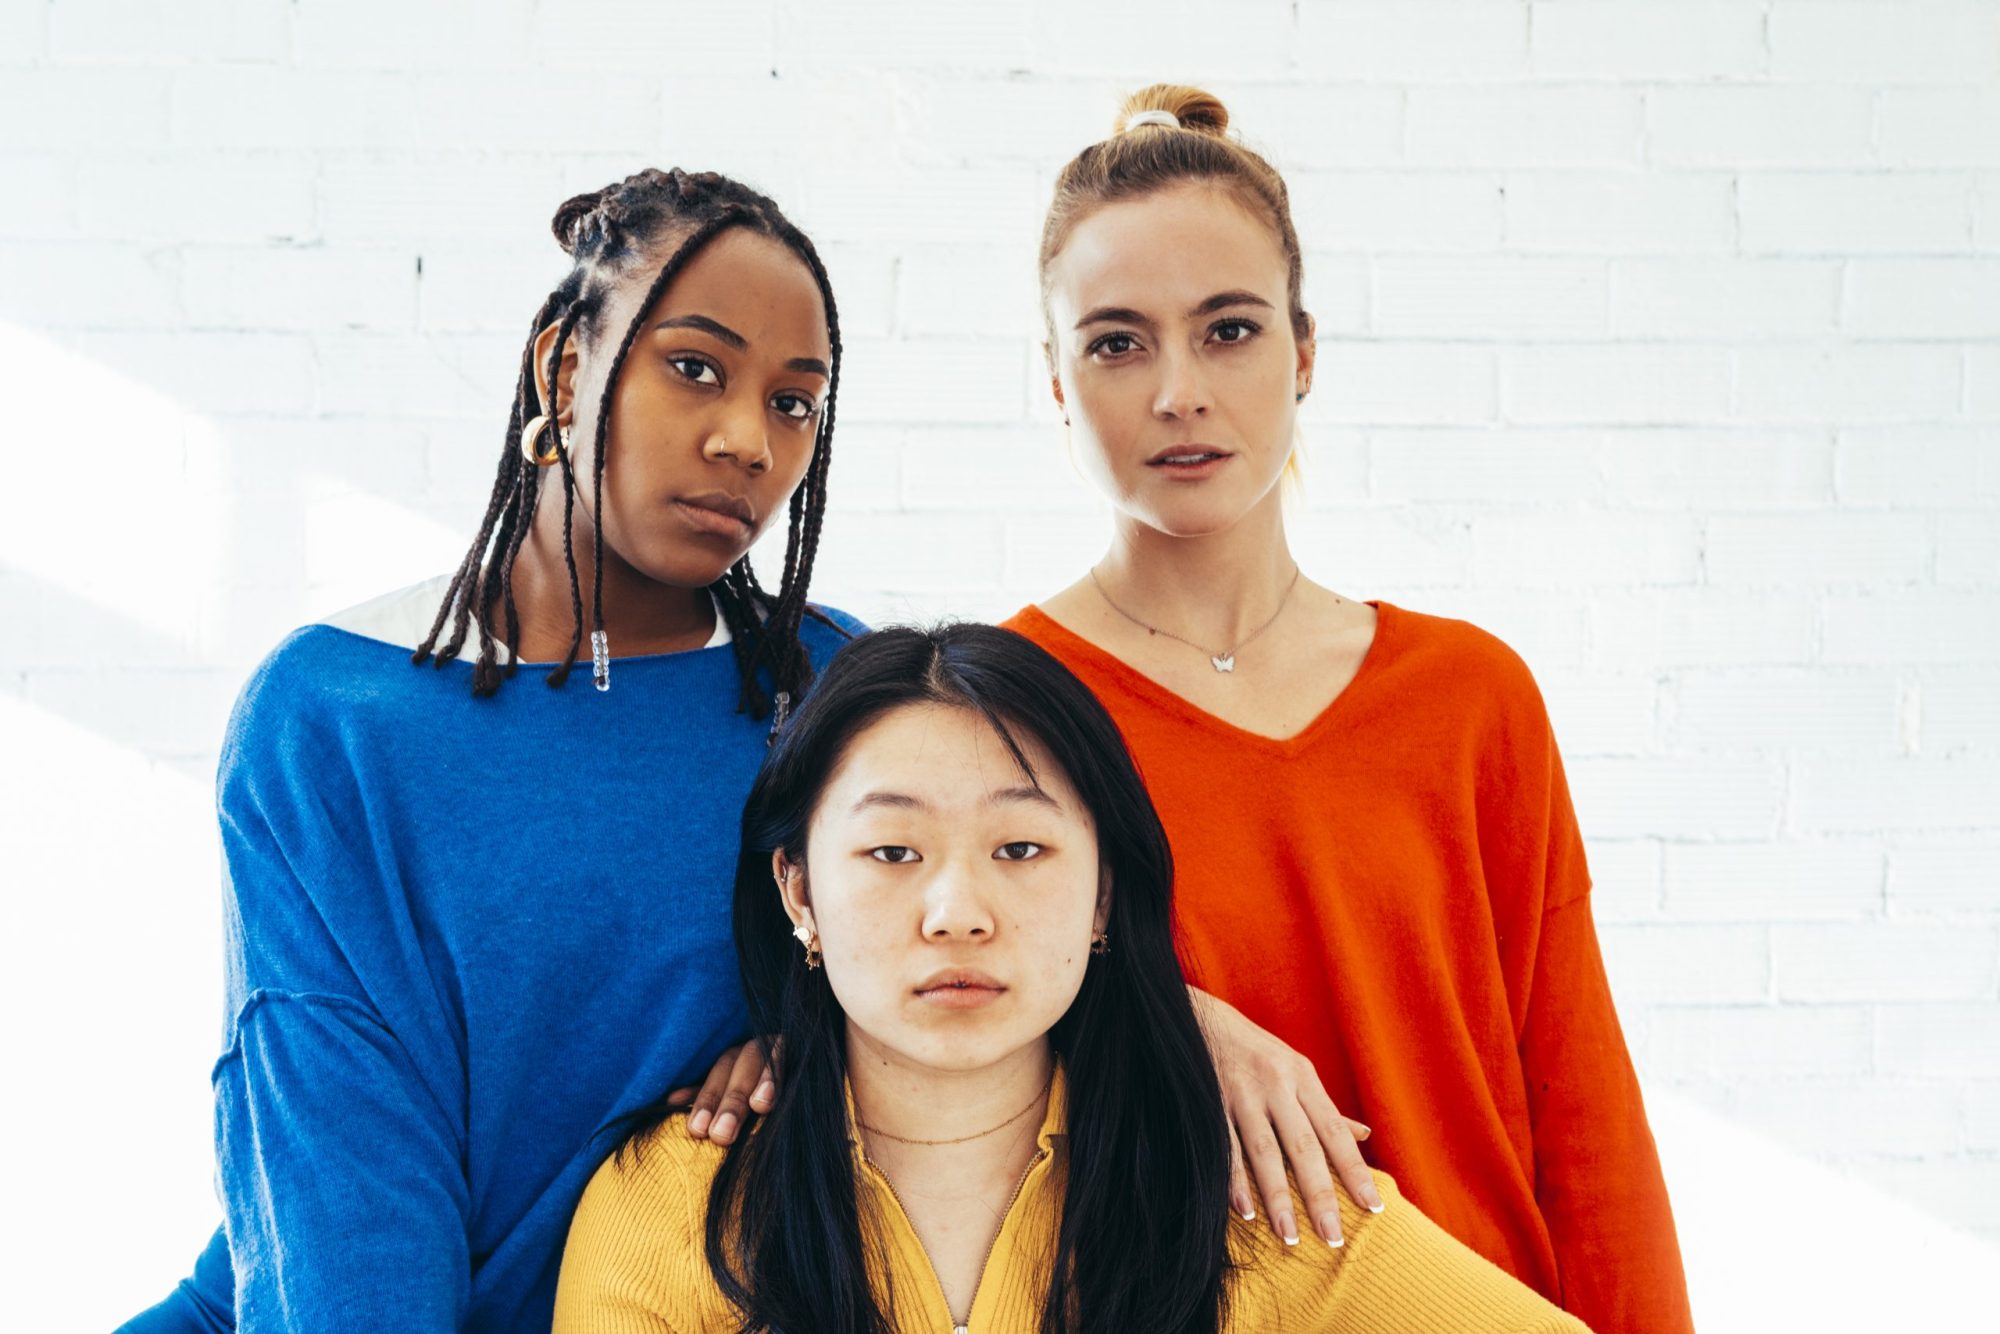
[845, 1066, 1069, 1333]
[1011, 601, 1396, 760]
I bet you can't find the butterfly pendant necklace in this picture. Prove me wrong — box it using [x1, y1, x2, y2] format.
[1088, 563, 1303, 673]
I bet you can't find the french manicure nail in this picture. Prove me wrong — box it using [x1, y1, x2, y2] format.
[1318, 1213, 1342, 1246]
[1240, 1208, 1257, 1221]
[1280, 1217, 1299, 1245]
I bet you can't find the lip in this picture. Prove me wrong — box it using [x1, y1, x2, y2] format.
[1145, 444, 1234, 468]
[672, 492, 756, 539]
[913, 968, 1008, 1009]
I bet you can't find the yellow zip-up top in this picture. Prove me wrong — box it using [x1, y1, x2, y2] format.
[552, 1067, 1592, 1333]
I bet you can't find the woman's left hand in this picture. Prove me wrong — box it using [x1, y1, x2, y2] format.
[665, 1040, 775, 1145]
[1189, 987, 1384, 1247]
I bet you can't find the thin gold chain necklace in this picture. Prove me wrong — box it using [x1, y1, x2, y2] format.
[856, 1075, 1053, 1147]
[1088, 563, 1303, 673]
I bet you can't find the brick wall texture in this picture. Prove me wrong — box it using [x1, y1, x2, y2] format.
[3, 2, 1996, 1326]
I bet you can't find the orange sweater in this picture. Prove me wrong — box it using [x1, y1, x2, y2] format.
[1004, 602, 1693, 1334]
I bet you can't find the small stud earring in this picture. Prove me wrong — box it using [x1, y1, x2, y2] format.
[1089, 930, 1110, 957]
[1295, 392, 1306, 404]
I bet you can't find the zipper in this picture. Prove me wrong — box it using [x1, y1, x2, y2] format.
[865, 1144, 1049, 1334]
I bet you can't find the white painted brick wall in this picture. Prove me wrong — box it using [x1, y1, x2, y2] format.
[5, 2, 1998, 1326]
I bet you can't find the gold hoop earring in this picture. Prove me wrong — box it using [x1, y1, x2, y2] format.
[521, 414, 563, 467]
[792, 923, 822, 970]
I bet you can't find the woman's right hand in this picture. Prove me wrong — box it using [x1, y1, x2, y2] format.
[666, 1040, 775, 1145]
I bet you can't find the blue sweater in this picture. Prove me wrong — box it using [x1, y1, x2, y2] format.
[121, 579, 862, 1332]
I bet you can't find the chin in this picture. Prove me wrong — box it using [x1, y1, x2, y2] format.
[624, 544, 744, 592]
[1130, 474, 1285, 537]
[1130, 496, 1255, 538]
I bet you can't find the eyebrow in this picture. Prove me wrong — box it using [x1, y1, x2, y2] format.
[1073, 289, 1276, 331]
[655, 313, 830, 380]
[849, 785, 1062, 815]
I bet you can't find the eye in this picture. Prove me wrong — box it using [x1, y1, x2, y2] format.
[994, 842, 1044, 862]
[1209, 318, 1261, 345]
[1086, 331, 1141, 359]
[869, 846, 921, 864]
[669, 355, 720, 386]
[772, 391, 819, 422]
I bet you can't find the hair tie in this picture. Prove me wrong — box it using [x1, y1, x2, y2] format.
[1125, 109, 1181, 132]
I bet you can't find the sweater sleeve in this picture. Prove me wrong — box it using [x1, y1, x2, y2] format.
[1519, 892, 1693, 1333]
[1231, 1172, 1592, 1333]
[553, 1133, 727, 1334]
[209, 639, 472, 1331]
[1508, 696, 1695, 1333]
[215, 992, 470, 1330]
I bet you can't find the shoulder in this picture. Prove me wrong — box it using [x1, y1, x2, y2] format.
[1380, 603, 1539, 695]
[320, 574, 458, 651]
[574, 1122, 728, 1237]
[1228, 1172, 1585, 1332]
[1374, 602, 1553, 730]
[557, 1124, 739, 1330]
[803, 601, 869, 642]
[222, 578, 462, 778]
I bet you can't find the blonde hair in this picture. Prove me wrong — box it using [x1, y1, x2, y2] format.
[1039, 83, 1311, 347]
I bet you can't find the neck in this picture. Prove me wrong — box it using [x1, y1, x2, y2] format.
[847, 1032, 1053, 1168]
[1095, 489, 1298, 649]
[505, 484, 715, 660]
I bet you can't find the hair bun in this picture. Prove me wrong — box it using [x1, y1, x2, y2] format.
[1114, 83, 1230, 137]
[550, 188, 610, 255]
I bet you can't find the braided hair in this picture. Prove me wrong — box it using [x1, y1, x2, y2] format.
[412, 168, 843, 716]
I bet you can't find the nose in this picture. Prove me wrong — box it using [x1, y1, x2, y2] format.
[920, 861, 996, 942]
[1152, 345, 1211, 421]
[701, 399, 773, 475]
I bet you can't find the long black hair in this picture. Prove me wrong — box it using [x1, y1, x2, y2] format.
[413, 167, 842, 712]
[699, 623, 1234, 1333]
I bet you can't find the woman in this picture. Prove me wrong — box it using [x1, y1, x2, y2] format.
[121, 167, 861, 1333]
[552, 623, 1589, 1333]
[1001, 86, 1694, 1331]
[122, 165, 1376, 1333]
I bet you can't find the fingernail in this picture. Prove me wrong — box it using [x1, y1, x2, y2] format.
[1367, 1193, 1386, 1214]
[1280, 1215, 1299, 1246]
[688, 1108, 711, 1136]
[712, 1112, 738, 1141]
[1354, 1123, 1371, 1140]
[753, 1080, 775, 1106]
[1240, 1207, 1257, 1221]
[1318, 1213, 1343, 1246]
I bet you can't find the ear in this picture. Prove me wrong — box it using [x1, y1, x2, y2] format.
[1092, 865, 1113, 938]
[773, 849, 813, 932]
[1042, 343, 1066, 413]
[530, 320, 584, 426]
[1294, 310, 1317, 398]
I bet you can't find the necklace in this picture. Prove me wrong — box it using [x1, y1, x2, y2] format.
[856, 1074, 1053, 1147]
[1088, 563, 1303, 673]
